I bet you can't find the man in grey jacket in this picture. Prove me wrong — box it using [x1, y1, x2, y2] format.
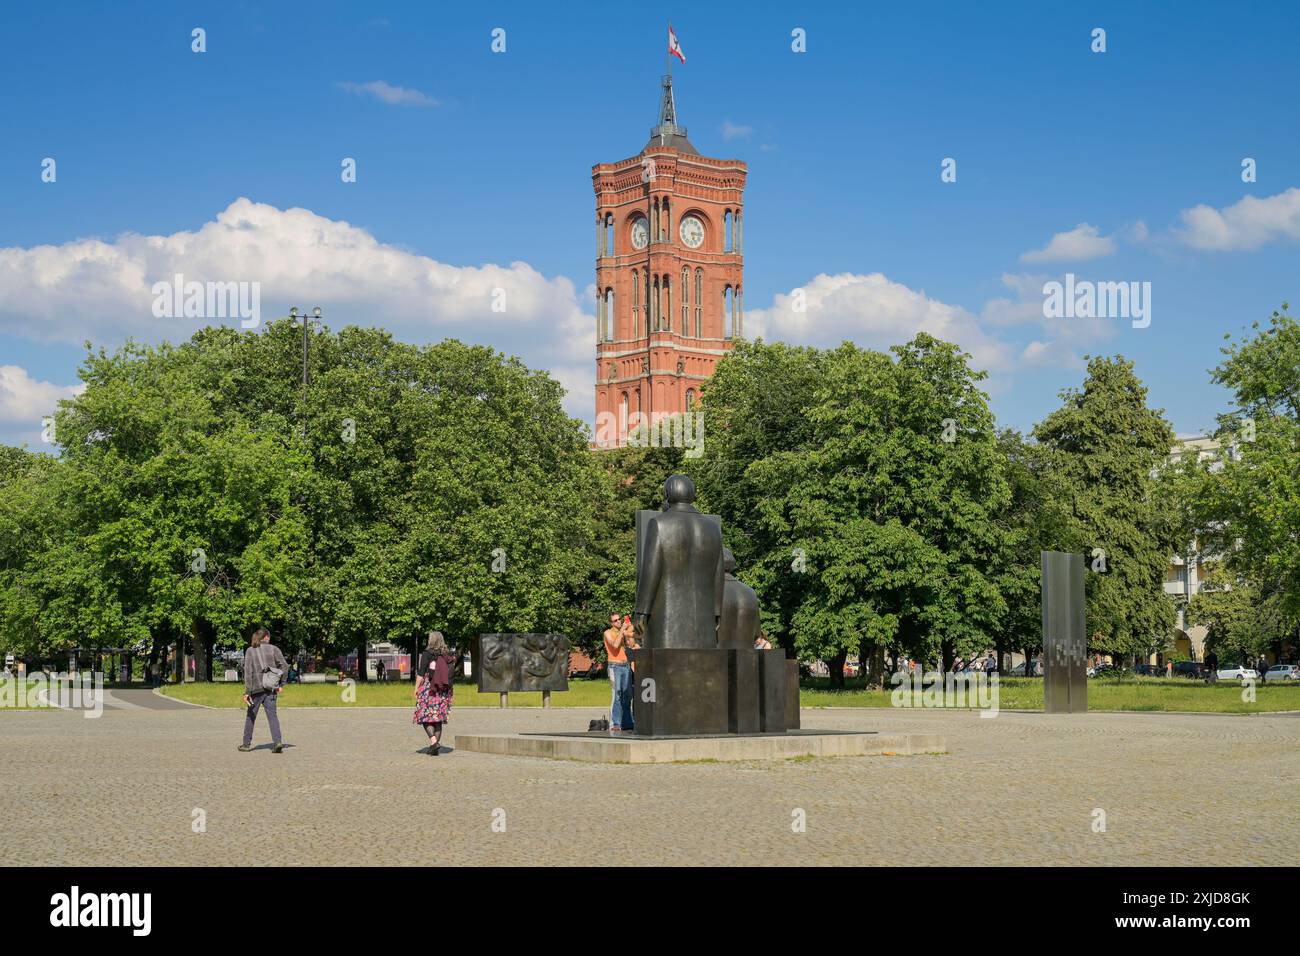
[239, 627, 289, 753]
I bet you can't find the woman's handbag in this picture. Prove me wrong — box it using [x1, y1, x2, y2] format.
[256, 648, 282, 692]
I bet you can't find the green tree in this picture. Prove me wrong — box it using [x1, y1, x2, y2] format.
[0, 320, 611, 681]
[1205, 306, 1300, 615]
[1033, 356, 1178, 662]
[987, 428, 1081, 670]
[1187, 565, 1281, 665]
[1187, 304, 1300, 655]
[580, 443, 683, 661]
[696, 334, 1009, 686]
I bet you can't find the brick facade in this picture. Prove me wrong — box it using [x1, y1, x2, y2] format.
[592, 89, 746, 448]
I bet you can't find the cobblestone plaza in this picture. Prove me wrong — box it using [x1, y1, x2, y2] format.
[2, 692, 1295, 866]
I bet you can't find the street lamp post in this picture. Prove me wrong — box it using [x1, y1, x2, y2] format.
[289, 307, 322, 653]
[289, 307, 323, 440]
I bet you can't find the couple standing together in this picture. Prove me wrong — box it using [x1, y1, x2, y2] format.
[604, 613, 639, 733]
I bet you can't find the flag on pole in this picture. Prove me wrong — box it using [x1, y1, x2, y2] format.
[668, 24, 686, 64]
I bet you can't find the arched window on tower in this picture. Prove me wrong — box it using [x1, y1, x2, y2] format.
[604, 213, 615, 256]
[631, 269, 639, 336]
[664, 274, 671, 335]
[724, 286, 734, 339]
[662, 198, 670, 242]
[652, 276, 660, 332]
[681, 267, 689, 334]
[695, 269, 703, 338]
[645, 272, 652, 337]
[605, 288, 615, 341]
[686, 388, 696, 410]
[652, 200, 659, 245]
[724, 210, 733, 253]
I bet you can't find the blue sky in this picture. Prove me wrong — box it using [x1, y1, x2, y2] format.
[1, 0, 1297, 448]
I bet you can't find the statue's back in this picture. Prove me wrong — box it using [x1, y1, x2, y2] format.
[635, 507, 724, 649]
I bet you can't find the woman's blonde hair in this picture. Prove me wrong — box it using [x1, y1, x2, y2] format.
[425, 630, 450, 656]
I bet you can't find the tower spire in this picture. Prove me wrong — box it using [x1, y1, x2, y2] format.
[649, 73, 688, 148]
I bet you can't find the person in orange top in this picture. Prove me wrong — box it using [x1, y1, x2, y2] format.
[604, 612, 638, 732]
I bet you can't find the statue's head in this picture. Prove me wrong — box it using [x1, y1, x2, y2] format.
[723, 547, 736, 574]
[663, 473, 696, 507]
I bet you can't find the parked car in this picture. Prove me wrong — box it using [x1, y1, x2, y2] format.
[1216, 664, 1259, 683]
[1171, 661, 1207, 679]
[1008, 659, 1042, 676]
[1264, 664, 1300, 683]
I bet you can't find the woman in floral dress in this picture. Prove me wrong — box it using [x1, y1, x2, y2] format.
[413, 630, 456, 756]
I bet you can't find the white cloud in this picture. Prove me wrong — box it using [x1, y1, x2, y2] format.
[1019, 340, 1086, 371]
[980, 273, 1051, 327]
[1176, 187, 1300, 251]
[0, 365, 83, 431]
[979, 273, 1118, 368]
[1020, 223, 1116, 263]
[335, 80, 438, 107]
[720, 120, 753, 141]
[746, 272, 1013, 374]
[0, 198, 595, 420]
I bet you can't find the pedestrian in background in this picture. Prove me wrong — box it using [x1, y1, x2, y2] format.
[239, 627, 288, 753]
[414, 631, 456, 756]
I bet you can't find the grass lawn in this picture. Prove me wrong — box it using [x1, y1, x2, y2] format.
[0, 679, 49, 710]
[0, 677, 124, 710]
[155, 674, 1300, 714]
[160, 678, 615, 709]
[800, 675, 1300, 714]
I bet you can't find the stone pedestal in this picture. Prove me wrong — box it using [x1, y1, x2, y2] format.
[785, 659, 801, 730]
[632, 647, 729, 736]
[726, 648, 760, 734]
[757, 649, 787, 732]
[455, 731, 947, 764]
[633, 646, 792, 737]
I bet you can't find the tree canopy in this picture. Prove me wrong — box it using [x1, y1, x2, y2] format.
[0, 320, 611, 676]
[2, 310, 1292, 679]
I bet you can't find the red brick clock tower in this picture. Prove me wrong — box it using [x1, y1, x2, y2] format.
[592, 75, 746, 447]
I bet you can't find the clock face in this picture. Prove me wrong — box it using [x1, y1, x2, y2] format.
[679, 215, 705, 249]
[630, 217, 649, 250]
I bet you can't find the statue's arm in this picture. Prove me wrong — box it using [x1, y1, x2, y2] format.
[634, 520, 662, 621]
[713, 544, 725, 623]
